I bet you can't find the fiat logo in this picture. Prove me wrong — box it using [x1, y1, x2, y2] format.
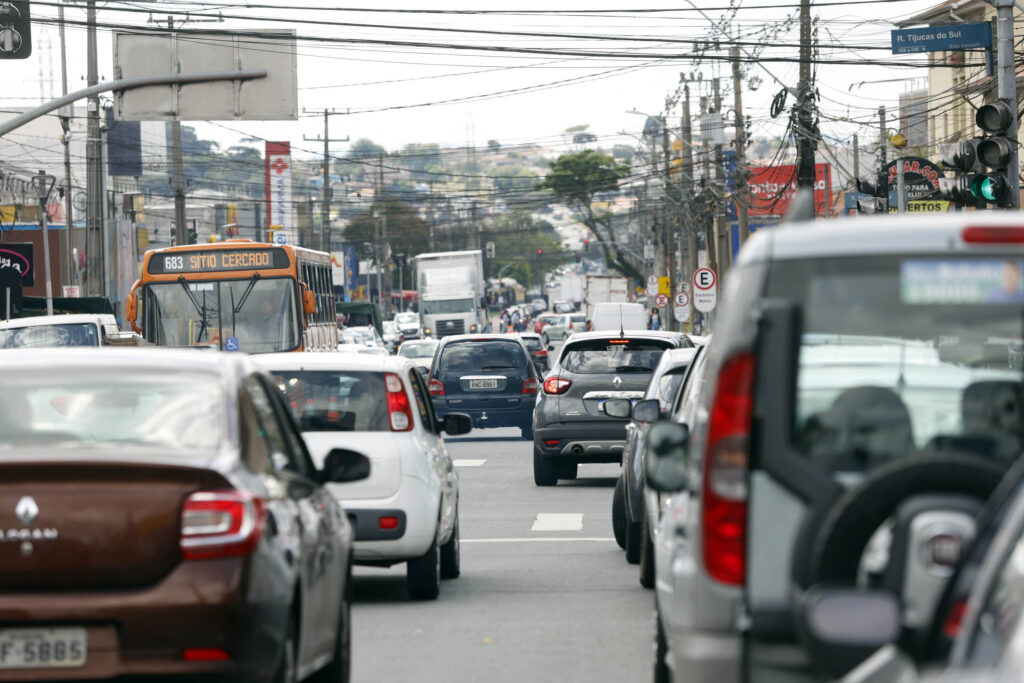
[923, 533, 964, 574]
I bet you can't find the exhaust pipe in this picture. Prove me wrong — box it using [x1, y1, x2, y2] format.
[570, 444, 584, 456]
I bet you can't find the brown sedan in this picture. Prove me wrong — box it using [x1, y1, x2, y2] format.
[0, 348, 368, 682]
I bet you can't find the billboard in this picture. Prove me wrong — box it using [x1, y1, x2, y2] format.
[265, 141, 294, 242]
[747, 163, 832, 217]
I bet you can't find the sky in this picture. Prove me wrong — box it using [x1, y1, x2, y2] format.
[2, 0, 948, 163]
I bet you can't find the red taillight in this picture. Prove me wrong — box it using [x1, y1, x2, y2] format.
[183, 648, 231, 662]
[327, 396, 339, 422]
[962, 226, 1024, 243]
[543, 376, 572, 394]
[702, 353, 755, 586]
[379, 516, 399, 530]
[535, 349, 548, 357]
[942, 598, 968, 639]
[522, 377, 539, 394]
[385, 372, 413, 431]
[428, 378, 445, 396]
[180, 490, 266, 561]
[545, 439, 560, 447]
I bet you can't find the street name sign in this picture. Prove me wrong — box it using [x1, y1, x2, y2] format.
[891, 22, 991, 55]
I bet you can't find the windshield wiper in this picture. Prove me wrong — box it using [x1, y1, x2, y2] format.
[177, 276, 211, 344]
[481, 365, 517, 370]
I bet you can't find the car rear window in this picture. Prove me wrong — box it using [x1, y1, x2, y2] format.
[561, 339, 672, 374]
[438, 340, 528, 374]
[520, 337, 542, 351]
[767, 255, 1024, 472]
[269, 370, 390, 432]
[570, 314, 587, 323]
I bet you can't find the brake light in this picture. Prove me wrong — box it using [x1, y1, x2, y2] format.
[385, 372, 413, 431]
[183, 648, 231, 662]
[702, 353, 755, 586]
[543, 376, 572, 394]
[428, 378, 445, 396]
[379, 516, 399, 530]
[522, 377, 539, 394]
[535, 349, 548, 357]
[180, 490, 266, 561]
[327, 396, 339, 422]
[962, 226, 1024, 243]
[942, 598, 968, 639]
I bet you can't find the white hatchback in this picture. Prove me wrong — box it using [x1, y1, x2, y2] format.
[255, 352, 472, 600]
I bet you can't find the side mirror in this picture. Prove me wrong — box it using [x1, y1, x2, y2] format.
[303, 289, 316, 316]
[797, 587, 902, 680]
[440, 412, 472, 436]
[645, 421, 690, 492]
[602, 398, 632, 418]
[322, 448, 371, 483]
[631, 398, 660, 423]
[547, 344, 555, 351]
[415, 365, 428, 376]
[126, 279, 142, 334]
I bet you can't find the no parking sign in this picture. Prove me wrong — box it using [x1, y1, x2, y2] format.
[693, 268, 717, 312]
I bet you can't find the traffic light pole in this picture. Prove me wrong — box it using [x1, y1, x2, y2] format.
[995, 0, 1019, 208]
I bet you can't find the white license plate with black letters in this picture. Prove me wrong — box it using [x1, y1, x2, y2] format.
[0, 627, 87, 669]
[468, 378, 498, 389]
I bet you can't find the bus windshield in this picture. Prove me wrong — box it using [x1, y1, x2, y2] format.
[143, 277, 299, 353]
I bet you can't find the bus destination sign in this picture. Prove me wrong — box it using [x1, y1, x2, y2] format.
[148, 248, 291, 275]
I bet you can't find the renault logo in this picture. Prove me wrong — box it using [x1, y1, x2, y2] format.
[15, 496, 38, 526]
[613, 376, 622, 386]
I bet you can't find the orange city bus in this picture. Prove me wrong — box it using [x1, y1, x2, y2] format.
[125, 239, 338, 353]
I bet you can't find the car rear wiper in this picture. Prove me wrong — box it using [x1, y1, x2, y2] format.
[613, 366, 652, 373]
[480, 365, 517, 370]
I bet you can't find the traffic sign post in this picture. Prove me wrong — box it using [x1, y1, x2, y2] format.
[693, 267, 717, 313]
[655, 293, 669, 308]
[646, 274, 658, 296]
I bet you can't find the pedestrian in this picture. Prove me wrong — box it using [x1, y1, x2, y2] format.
[649, 307, 661, 331]
[511, 309, 521, 333]
[501, 309, 510, 332]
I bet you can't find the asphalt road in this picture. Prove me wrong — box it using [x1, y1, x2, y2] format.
[351, 426, 655, 683]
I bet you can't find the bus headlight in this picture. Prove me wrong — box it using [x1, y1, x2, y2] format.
[469, 324, 478, 333]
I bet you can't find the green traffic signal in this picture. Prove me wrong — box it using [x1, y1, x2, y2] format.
[970, 174, 1009, 202]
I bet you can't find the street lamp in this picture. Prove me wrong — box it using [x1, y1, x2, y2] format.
[31, 170, 56, 316]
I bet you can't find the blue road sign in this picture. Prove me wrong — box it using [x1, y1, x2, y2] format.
[844, 192, 871, 213]
[892, 22, 991, 55]
[225, 337, 240, 351]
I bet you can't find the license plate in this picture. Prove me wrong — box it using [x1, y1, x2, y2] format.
[0, 627, 87, 669]
[469, 378, 498, 390]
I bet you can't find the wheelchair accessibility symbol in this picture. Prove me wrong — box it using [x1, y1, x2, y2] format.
[225, 337, 240, 352]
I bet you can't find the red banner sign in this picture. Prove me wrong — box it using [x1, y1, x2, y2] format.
[747, 163, 832, 217]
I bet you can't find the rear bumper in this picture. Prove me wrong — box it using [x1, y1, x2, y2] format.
[432, 400, 535, 429]
[534, 421, 627, 463]
[341, 479, 440, 563]
[0, 557, 286, 682]
[665, 629, 741, 683]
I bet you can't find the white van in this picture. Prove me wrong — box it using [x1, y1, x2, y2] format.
[591, 302, 646, 332]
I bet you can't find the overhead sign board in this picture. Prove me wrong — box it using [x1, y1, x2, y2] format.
[891, 22, 991, 55]
[114, 30, 298, 121]
[147, 247, 290, 275]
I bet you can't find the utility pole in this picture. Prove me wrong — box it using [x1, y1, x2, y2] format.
[169, 17, 187, 248]
[681, 83, 697, 333]
[995, 0, 1020, 207]
[853, 134, 859, 185]
[58, 0, 74, 286]
[731, 47, 750, 245]
[713, 78, 729, 272]
[701, 94, 716, 277]
[877, 106, 888, 207]
[303, 108, 348, 252]
[84, 0, 101, 295]
[795, 0, 817, 191]
[661, 114, 674, 329]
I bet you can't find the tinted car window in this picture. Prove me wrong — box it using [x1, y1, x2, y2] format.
[561, 339, 672, 374]
[0, 323, 100, 348]
[656, 369, 688, 411]
[767, 255, 1024, 472]
[438, 340, 528, 374]
[521, 337, 542, 352]
[570, 314, 587, 324]
[269, 370, 390, 432]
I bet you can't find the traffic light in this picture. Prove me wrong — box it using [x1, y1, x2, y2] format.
[583, 237, 590, 253]
[575, 253, 581, 263]
[974, 99, 1016, 206]
[939, 138, 985, 207]
[0, 2, 30, 59]
[536, 248, 543, 256]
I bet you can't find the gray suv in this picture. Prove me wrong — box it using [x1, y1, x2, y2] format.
[532, 330, 691, 486]
[646, 213, 1024, 682]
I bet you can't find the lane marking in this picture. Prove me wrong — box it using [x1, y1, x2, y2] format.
[453, 459, 487, 467]
[463, 537, 614, 543]
[530, 513, 584, 532]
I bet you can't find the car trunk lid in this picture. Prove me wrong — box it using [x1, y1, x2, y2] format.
[0, 459, 224, 591]
[303, 432, 403, 500]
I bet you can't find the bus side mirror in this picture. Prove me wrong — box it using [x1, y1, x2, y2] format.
[126, 279, 142, 335]
[303, 289, 315, 316]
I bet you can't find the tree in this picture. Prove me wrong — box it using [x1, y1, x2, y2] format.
[612, 144, 636, 163]
[343, 199, 431, 262]
[539, 150, 637, 280]
[487, 139, 501, 152]
[483, 212, 569, 288]
[489, 165, 538, 194]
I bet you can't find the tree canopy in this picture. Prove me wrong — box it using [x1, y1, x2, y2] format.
[344, 199, 431, 260]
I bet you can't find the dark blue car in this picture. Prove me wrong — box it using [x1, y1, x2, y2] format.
[428, 335, 540, 440]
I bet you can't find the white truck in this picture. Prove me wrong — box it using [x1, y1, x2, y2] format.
[551, 274, 584, 308]
[414, 250, 486, 338]
[584, 274, 629, 320]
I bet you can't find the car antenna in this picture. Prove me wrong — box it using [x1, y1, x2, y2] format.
[619, 304, 625, 338]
